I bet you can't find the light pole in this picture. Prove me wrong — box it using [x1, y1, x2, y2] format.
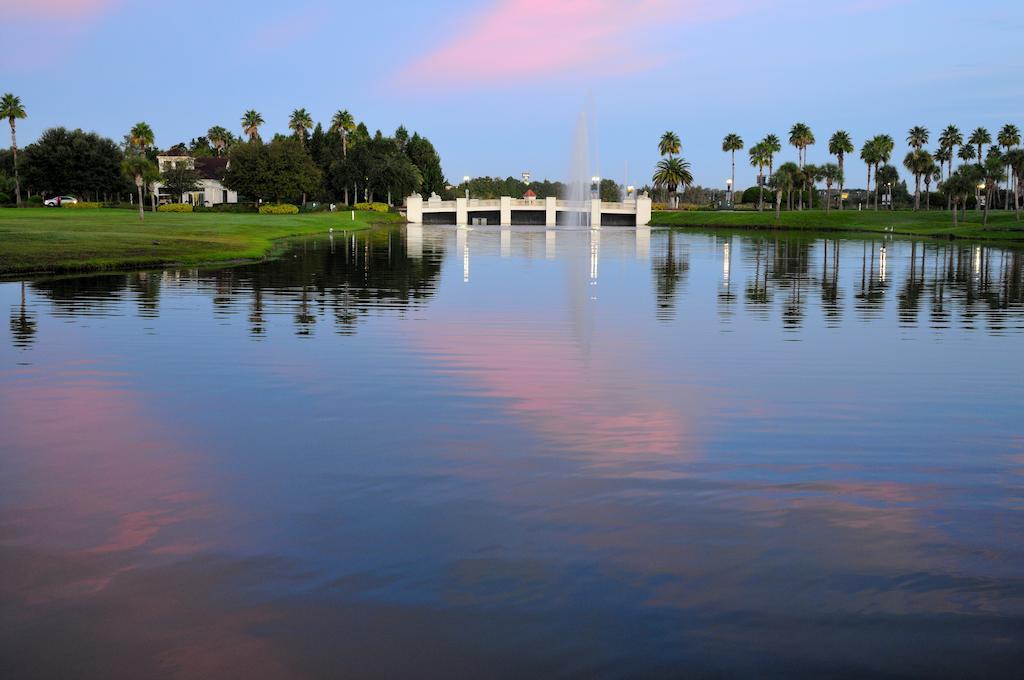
[726, 178, 733, 208]
[978, 182, 986, 214]
[463, 176, 470, 201]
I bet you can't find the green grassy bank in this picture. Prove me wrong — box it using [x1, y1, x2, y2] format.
[650, 209, 1024, 244]
[0, 208, 403, 276]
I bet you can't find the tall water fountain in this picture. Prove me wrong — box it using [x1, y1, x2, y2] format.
[565, 106, 593, 228]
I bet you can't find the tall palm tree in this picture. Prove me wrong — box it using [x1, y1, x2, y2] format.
[748, 143, 770, 212]
[923, 160, 940, 211]
[968, 127, 991, 168]
[938, 125, 962, 210]
[722, 133, 743, 199]
[958, 144, 977, 165]
[1006, 148, 1024, 220]
[241, 110, 264, 142]
[122, 155, 156, 221]
[933, 147, 950, 182]
[944, 169, 974, 227]
[803, 164, 821, 210]
[903, 149, 932, 210]
[207, 125, 230, 156]
[769, 166, 796, 219]
[860, 139, 880, 210]
[820, 163, 841, 213]
[871, 135, 894, 210]
[0, 93, 26, 206]
[763, 134, 782, 179]
[998, 123, 1020, 209]
[128, 121, 154, 156]
[331, 109, 355, 158]
[907, 125, 929, 150]
[289, 108, 313, 147]
[828, 130, 854, 209]
[652, 156, 692, 209]
[789, 123, 814, 208]
[658, 131, 681, 159]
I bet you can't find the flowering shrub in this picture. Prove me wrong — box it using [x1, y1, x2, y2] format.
[258, 203, 299, 214]
[353, 202, 390, 213]
[63, 201, 102, 209]
[157, 203, 193, 212]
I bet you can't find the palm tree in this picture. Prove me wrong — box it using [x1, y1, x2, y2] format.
[129, 121, 154, 155]
[658, 131, 681, 159]
[860, 139, 880, 210]
[241, 110, 264, 142]
[652, 156, 692, 209]
[769, 166, 796, 219]
[828, 130, 854, 210]
[998, 123, 1020, 209]
[777, 162, 800, 211]
[748, 143, 770, 212]
[331, 110, 355, 158]
[907, 125, 929, 150]
[943, 169, 974, 227]
[876, 164, 899, 210]
[923, 160, 940, 211]
[903, 149, 932, 210]
[1006, 149, 1024, 220]
[122, 155, 156, 221]
[0, 93, 26, 206]
[968, 127, 991, 168]
[803, 164, 821, 210]
[870, 135, 894, 210]
[820, 163, 841, 213]
[289, 108, 313, 147]
[207, 125, 230, 156]
[958, 144, 977, 165]
[789, 122, 814, 167]
[722, 133, 743, 199]
[938, 125, 962, 210]
[763, 134, 782, 179]
[933, 147, 950, 182]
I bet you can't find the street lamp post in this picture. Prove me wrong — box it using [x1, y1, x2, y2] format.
[463, 176, 470, 201]
[726, 178, 733, 208]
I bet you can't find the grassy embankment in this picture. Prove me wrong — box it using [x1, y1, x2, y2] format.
[0, 208, 403, 276]
[650, 209, 1024, 244]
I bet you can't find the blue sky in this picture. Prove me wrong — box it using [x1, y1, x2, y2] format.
[2, 0, 1022, 189]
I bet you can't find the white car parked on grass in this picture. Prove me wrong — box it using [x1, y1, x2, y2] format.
[43, 196, 78, 207]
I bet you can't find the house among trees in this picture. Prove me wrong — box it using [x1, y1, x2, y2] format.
[155, 146, 237, 206]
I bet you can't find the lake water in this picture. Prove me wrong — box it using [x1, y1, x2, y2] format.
[2, 225, 1023, 678]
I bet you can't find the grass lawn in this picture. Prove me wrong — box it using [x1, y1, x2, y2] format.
[650, 208, 1024, 244]
[0, 208, 404, 276]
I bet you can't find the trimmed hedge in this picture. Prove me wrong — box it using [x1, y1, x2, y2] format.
[194, 203, 257, 213]
[63, 201, 102, 209]
[259, 203, 299, 215]
[353, 202, 389, 213]
[157, 203, 193, 212]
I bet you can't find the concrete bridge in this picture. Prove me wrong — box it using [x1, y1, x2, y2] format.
[406, 193, 652, 227]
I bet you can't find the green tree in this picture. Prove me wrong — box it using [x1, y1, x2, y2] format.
[876, 164, 899, 210]
[241, 110, 264, 142]
[903, 149, 932, 210]
[860, 140, 880, 209]
[122, 155, 157, 220]
[820, 163, 841, 213]
[160, 162, 201, 202]
[722, 133, 743, 198]
[330, 110, 356, 203]
[652, 156, 692, 209]
[788, 123, 814, 208]
[997, 123, 1020, 209]
[21, 127, 125, 201]
[907, 125, 929, 150]
[658, 131, 681, 158]
[938, 125, 962, 209]
[289, 108, 313, 147]
[0, 93, 27, 206]
[763, 134, 782, 178]
[207, 126, 230, 156]
[828, 130, 854, 209]
[968, 127, 991, 169]
[748, 143, 770, 212]
[776, 161, 800, 211]
[943, 168, 975, 226]
[128, 121, 154, 156]
[1005, 149, 1024, 220]
[223, 137, 321, 206]
[769, 165, 796, 219]
[405, 132, 446, 198]
[923, 159, 940, 211]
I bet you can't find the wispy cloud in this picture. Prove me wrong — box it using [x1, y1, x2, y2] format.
[397, 0, 757, 88]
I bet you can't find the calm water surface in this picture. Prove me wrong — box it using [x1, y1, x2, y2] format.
[2, 226, 1023, 678]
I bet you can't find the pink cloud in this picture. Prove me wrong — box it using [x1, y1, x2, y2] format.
[0, 0, 121, 18]
[398, 0, 756, 87]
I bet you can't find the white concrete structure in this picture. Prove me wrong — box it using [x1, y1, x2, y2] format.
[406, 191, 652, 227]
[154, 150, 238, 207]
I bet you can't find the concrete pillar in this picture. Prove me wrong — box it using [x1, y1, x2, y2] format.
[500, 196, 512, 226]
[455, 197, 468, 226]
[406, 193, 423, 224]
[590, 199, 602, 228]
[636, 194, 652, 226]
[406, 225, 423, 259]
[545, 229, 556, 259]
[545, 197, 557, 227]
